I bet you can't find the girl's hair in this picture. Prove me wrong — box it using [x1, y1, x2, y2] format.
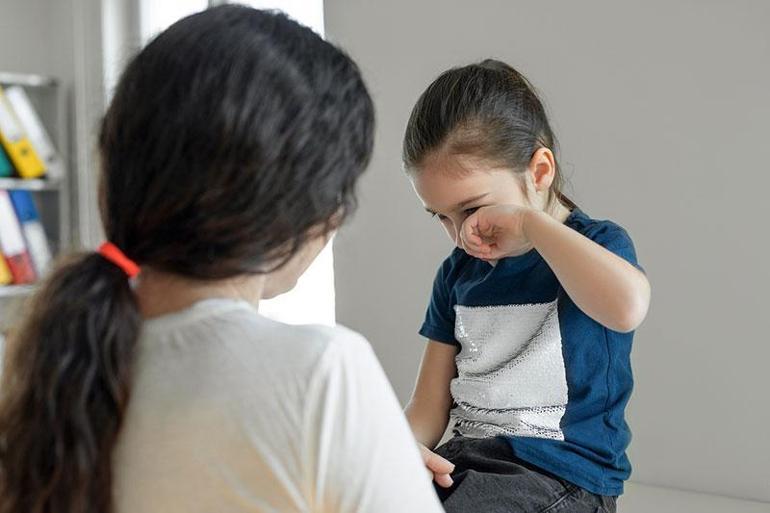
[402, 59, 574, 211]
[0, 5, 374, 513]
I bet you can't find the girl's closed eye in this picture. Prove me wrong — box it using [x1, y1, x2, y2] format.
[429, 208, 479, 222]
[427, 206, 482, 229]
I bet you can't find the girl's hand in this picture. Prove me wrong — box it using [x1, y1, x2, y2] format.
[460, 205, 533, 260]
[418, 443, 455, 488]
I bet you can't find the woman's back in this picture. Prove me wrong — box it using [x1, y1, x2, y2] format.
[0, 6, 442, 513]
[114, 299, 442, 513]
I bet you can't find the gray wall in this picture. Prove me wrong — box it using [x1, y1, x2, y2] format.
[0, 1, 62, 75]
[326, 0, 770, 503]
[0, 0, 106, 249]
[1, 0, 78, 329]
[0, 0, 77, 148]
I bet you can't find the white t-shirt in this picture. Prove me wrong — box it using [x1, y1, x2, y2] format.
[113, 298, 443, 513]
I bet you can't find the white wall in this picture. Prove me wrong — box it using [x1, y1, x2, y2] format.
[326, 0, 770, 503]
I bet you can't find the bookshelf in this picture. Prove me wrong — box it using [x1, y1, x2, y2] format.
[0, 177, 63, 191]
[0, 72, 71, 320]
[0, 284, 35, 299]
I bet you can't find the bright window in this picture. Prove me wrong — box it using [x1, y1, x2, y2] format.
[233, 0, 324, 35]
[139, 0, 210, 45]
[137, 0, 334, 327]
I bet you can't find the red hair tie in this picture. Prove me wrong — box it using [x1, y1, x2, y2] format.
[98, 242, 140, 278]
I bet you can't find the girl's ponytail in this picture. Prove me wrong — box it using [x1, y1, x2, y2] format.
[0, 251, 140, 513]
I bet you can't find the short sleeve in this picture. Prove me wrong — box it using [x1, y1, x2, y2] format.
[302, 329, 444, 513]
[587, 221, 645, 273]
[418, 258, 459, 346]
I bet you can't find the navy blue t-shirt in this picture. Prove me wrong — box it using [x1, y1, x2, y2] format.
[419, 208, 641, 496]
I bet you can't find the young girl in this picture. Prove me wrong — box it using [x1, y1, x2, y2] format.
[0, 6, 443, 513]
[403, 60, 651, 513]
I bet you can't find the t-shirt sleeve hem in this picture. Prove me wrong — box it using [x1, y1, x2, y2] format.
[418, 324, 458, 347]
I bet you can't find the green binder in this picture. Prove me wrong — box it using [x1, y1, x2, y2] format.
[0, 145, 12, 177]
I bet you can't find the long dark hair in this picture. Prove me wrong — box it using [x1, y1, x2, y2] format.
[403, 59, 574, 211]
[0, 6, 374, 513]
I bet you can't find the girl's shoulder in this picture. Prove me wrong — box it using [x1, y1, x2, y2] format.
[567, 208, 637, 251]
[568, 208, 642, 271]
[434, 246, 477, 284]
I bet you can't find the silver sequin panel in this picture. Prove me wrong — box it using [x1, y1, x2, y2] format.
[451, 299, 568, 440]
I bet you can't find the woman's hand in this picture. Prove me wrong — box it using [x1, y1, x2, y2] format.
[459, 205, 533, 260]
[418, 443, 455, 488]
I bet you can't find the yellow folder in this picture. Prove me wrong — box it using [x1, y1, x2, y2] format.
[0, 251, 12, 285]
[0, 86, 46, 179]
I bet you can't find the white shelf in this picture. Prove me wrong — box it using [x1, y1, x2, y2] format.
[0, 70, 68, 320]
[0, 72, 58, 88]
[0, 177, 62, 191]
[0, 284, 36, 299]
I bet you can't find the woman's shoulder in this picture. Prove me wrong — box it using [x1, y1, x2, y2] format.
[290, 323, 378, 378]
[139, 298, 372, 373]
[277, 322, 372, 364]
[219, 315, 383, 405]
[230, 310, 376, 373]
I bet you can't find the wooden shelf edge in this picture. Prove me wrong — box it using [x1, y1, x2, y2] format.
[0, 177, 63, 191]
[0, 285, 36, 299]
[0, 72, 58, 88]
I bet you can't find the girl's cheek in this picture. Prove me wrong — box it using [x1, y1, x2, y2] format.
[440, 220, 456, 244]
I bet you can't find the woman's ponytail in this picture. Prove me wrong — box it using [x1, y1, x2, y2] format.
[0, 252, 141, 513]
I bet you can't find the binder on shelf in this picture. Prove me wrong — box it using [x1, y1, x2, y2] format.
[4, 86, 63, 180]
[0, 190, 36, 284]
[0, 145, 12, 177]
[0, 86, 46, 179]
[0, 252, 12, 285]
[9, 190, 51, 277]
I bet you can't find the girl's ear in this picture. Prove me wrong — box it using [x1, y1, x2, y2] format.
[528, 147, 556, 192]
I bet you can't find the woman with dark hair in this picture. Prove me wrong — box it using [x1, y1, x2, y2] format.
[0, 6, 443, 513]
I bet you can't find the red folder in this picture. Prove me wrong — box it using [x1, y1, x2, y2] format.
[0, 190, 36, 284]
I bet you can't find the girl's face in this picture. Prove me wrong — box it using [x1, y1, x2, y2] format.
[410, 151, 548, 248]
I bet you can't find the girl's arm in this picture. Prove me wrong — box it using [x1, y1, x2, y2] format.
[461, 206, 650, 333]
[523, 210, 650, 332]
[405, 340, 458, 487]
[405, 341, 457, 449]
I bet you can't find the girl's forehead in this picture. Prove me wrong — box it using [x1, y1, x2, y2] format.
[422, 151, 500, 175]
[415, 152, 517, 187]
[410, 157, 520, 211]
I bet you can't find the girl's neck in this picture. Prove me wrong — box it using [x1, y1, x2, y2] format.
[134, 268, 266, 319]
[549, 199, 573, 224]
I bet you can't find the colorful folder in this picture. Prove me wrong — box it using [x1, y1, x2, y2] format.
[0, 251, 12, 285]
[4, 86, 62, 180]
[9, 190, 51, 277]
[0, 144, 12, 177]
[0, 190, 36, 283]
[0, 86, 46, 179]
